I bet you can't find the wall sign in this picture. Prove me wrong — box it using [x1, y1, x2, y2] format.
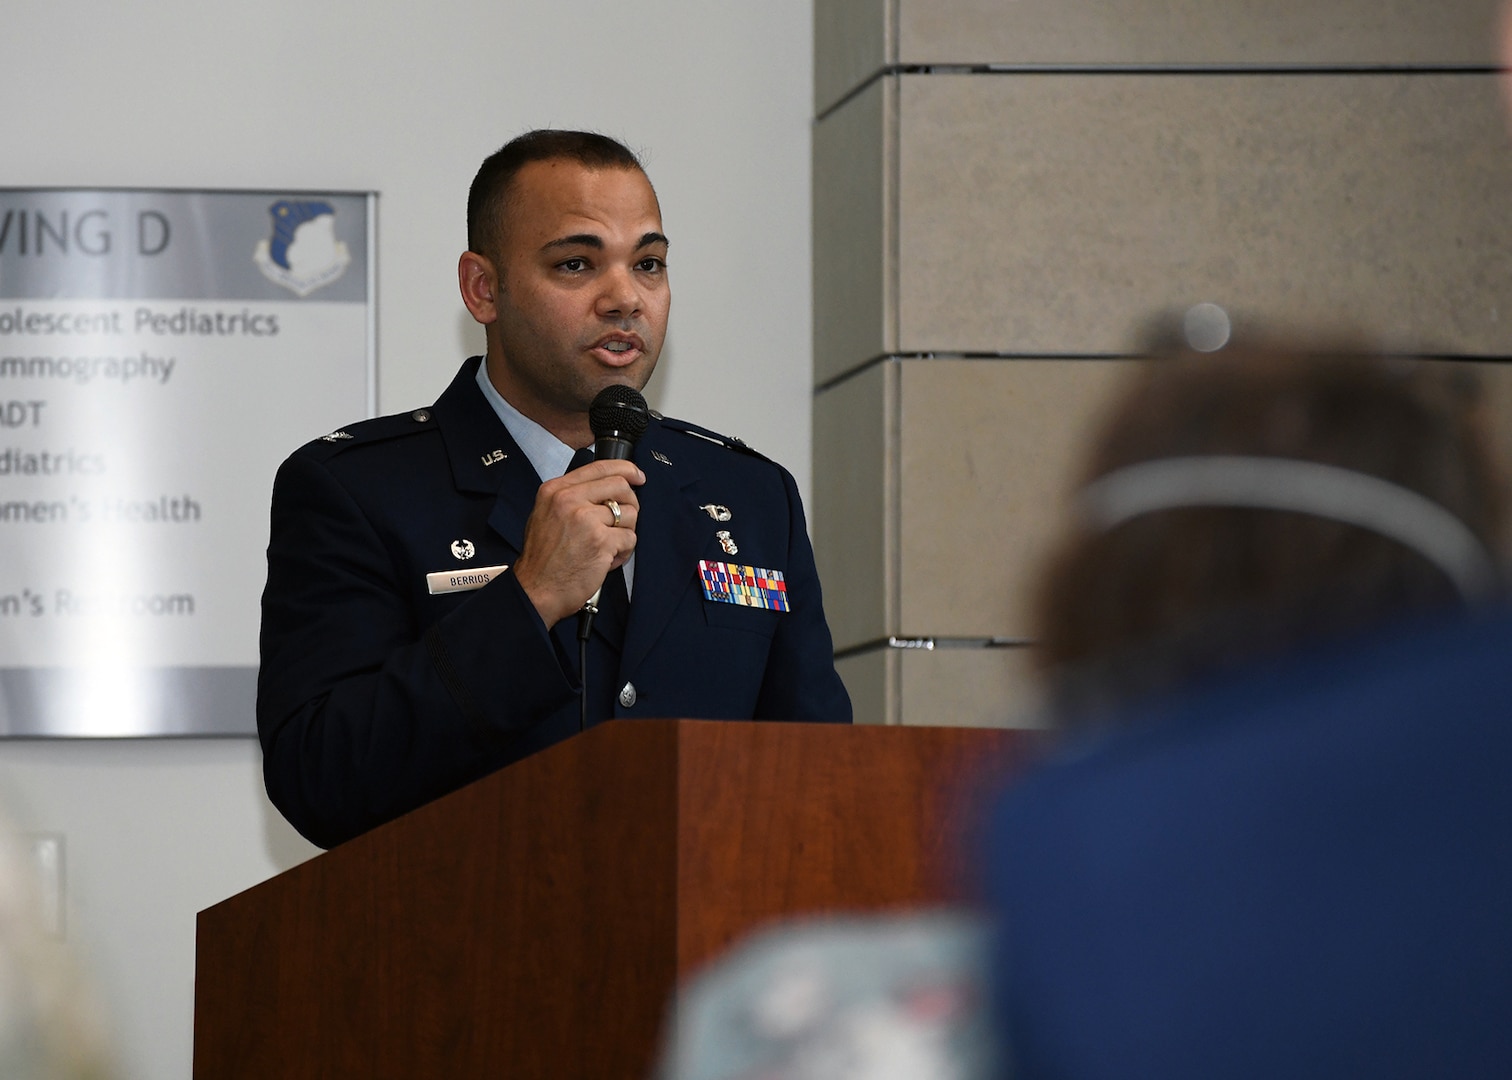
[0, 189, 375, 736]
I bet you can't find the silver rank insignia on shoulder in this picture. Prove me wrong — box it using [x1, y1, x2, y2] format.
[699, 504, 732, 522]
[481, 449, 506, 466]
[651, 450, 672, 466]
[716, 530, 738, 555]
[321, 430, 353, 442]
[451, 539, 475, 560]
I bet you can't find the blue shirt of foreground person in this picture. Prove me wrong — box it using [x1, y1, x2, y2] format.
[257, 131, 851, 850]
[984, 605, 1512, 1079]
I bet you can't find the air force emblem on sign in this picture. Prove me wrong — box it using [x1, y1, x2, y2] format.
[253, 200, 351, 297]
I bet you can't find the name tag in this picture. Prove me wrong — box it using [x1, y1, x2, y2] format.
[426, 564, 509, 595]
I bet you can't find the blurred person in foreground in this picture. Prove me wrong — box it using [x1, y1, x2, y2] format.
[653, 337, 1511, 1080]
[984, 336, 1512, 1079]
[657, 913, 998, 1080]
[1035, 336, 1504, 721]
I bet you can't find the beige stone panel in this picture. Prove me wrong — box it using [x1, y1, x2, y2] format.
[814, 78, 895, 386]
[814, 360, 896, 651]
[836, 649, 890, 726]
[893, 357, 1512, 644]
[897, 0, 1499, 68]
[837, 643, 1049, 727]
[899, 645, 1048, 729]
[898, 358, 1135, 638]
[815, 0, 892, 116]
[897, 74, 1512, 356]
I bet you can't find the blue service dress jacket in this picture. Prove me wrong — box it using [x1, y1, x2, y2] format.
[258, 358, 852, 849]
[983, 607, 1512, 1080]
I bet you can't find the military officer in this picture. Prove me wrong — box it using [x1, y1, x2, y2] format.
[258, 130, 851, 849]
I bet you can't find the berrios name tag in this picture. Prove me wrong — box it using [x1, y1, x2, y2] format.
[699, 560, 789, 612]
[426, 564, 509, 595]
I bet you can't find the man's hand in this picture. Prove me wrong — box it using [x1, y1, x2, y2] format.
[512, 459, 645, 627]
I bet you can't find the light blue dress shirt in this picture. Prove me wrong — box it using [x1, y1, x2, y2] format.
[475, 361, 635, 595]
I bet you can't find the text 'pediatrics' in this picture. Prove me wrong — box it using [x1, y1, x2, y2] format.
[0, 306, 279, 337]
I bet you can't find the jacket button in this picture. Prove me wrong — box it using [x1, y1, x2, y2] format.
[411, 409, 432, 422]
[618, 682, 637, 708]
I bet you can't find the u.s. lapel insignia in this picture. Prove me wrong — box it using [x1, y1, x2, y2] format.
[480, 449, 507, 466]
[651, 450, 672, 467]
[716, 530, 738, 555]
[699, 504, 732, 522]
[451, 539, 475, 560]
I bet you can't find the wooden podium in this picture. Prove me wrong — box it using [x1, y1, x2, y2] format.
[194, 719, 1035, 1078]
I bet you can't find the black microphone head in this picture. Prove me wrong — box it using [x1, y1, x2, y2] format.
[589, 384, 650, 446]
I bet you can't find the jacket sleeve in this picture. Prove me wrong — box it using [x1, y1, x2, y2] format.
[256, 450, 576, 849]
[752, 462, 853, 725]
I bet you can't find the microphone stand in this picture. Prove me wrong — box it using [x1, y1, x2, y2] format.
[577, 586, 601, 733]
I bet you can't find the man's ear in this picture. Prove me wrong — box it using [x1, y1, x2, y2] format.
[458, 251, 499, 325]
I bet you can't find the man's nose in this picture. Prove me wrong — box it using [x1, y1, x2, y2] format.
[595, 266, 642, 318]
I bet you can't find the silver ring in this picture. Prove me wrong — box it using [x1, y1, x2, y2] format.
[605, 499, 622, 527]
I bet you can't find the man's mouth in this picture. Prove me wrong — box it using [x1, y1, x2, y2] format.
[592, 334, 645, 365]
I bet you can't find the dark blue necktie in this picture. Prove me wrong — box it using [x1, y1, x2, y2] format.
[565, 446, 629, 644]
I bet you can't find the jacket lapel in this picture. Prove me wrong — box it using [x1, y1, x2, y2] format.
[434, 367, 707, 666]
[431, 358, 538, 553]
[621, 426, 705, 676]
[484, 463, 542, 555]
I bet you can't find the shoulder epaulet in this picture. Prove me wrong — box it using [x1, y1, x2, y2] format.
[657, 415, 773, 463]
[299, 407, 439, 457]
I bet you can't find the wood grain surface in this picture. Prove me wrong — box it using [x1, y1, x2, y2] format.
[194, 720, 1037, 1079]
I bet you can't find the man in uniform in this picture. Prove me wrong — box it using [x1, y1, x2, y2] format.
[258, 130, 851, 850]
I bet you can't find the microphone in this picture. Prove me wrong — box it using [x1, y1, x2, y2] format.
[579, 385, 649, 614]
[576, 385, 650, 731]
[589, 383, 650, 461]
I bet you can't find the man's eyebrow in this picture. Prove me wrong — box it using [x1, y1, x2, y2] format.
[539, 231, 668, 252]
[542, 233, 604, 251]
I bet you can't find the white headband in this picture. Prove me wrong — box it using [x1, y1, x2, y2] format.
[1078, 455, 1500, 600]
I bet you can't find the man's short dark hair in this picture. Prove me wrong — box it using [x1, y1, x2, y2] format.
[467, 130, 644, 261]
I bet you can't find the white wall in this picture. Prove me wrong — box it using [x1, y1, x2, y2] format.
[0, 2, 815, 1076]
